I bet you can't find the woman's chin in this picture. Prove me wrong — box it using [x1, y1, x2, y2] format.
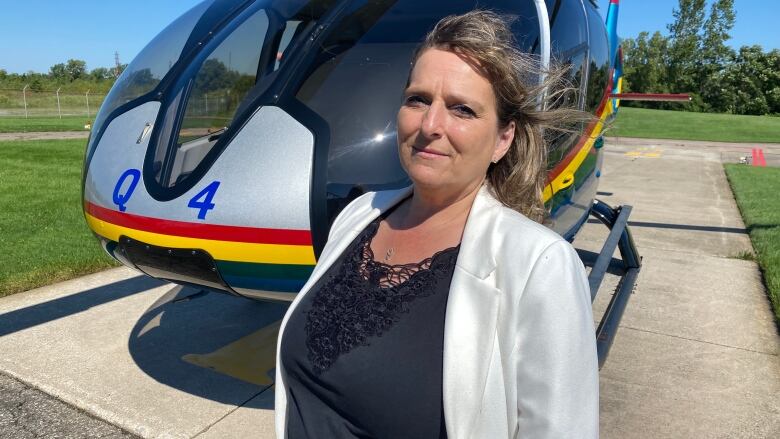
[406, 166, 448, 189]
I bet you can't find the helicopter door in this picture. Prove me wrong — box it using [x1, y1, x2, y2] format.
[542, 0, 592, 238]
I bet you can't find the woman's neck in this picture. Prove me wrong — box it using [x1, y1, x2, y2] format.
[400, 180, 483, 229]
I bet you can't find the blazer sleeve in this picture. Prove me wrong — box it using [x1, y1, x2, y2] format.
[513, 240, 599, 438]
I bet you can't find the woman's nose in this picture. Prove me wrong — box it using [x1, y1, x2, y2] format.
[420, 102, 444, 139]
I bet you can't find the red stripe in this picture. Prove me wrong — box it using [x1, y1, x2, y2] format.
[752, 148, 758, 166]
[758, 148, 767, 167]
[609, 93, 690, 102]
[85, 202, 312, 246]
[546, 73, 614, 184]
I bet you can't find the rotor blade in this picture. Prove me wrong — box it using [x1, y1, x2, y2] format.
[609, 93, 691, 102]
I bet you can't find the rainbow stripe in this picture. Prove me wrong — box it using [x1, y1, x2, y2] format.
[84, 202, 315, 292]
[542, 74, 613, 203]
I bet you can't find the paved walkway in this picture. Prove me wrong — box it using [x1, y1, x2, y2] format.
[0, 137, 777, 438]
[0, 131, 90, 141]
[580, 138, 780, 438]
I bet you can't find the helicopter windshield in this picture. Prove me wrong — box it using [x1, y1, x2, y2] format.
[151, 0, 341, 189]
[293, 0, 541, 193]
[87, 0, 215, 157]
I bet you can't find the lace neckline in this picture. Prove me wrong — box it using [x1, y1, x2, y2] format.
[358, 218, 460, 289]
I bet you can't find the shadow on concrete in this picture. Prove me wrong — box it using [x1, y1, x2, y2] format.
[576, 249, 626, 277]
[587, 218, 748, 234]
[128, 285, 287, 405]
[0, 275, 166, 337]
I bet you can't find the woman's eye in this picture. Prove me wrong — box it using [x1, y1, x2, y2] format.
[404, 95, 427, 106]
[453, 105, 476, 117]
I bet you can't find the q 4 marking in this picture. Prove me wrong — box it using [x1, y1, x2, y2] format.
[188, 181, 221, 220]
[112, 169, 141, 212]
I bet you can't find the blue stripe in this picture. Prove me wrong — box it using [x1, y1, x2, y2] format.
[222, 274, 307, 293]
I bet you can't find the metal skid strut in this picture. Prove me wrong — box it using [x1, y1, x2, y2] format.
[586, 199, 642, 368]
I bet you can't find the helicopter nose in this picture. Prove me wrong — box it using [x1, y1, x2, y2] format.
[83, 103, 321, 301]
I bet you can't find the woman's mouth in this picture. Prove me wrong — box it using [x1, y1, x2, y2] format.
[412, 146, 449, 158]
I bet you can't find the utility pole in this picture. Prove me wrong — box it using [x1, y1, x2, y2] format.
[86, 90, 91, 120]
[56, 87, 62, 119]
[22, 84, 29, 119]
[115, 51, 122, 77]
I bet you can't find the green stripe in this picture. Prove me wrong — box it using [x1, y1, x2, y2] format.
[549, 151, 599, 209]
[216, 260, 314, 280]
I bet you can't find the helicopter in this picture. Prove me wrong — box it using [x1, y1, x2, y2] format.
[83, 0, 681, 365]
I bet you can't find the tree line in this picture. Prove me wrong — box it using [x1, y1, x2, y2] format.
[0, 59, 125, 94]
[621, 0, 780, 116]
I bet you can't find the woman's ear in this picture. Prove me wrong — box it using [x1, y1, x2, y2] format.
[492, 121, 515, 162]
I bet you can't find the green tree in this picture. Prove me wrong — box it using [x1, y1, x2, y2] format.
[621, 32, 670, 109]
[29, 78, 45, 92]
[766, 49, 780, 114]
[699, 0, 736, 110]
[49, 59, 89, 82]
[714, 45, 778, 115]
[90, 67, 112, 81]
[49, 62, 68, 80]
[65, 59, 87, 81]
[701, 0, 736, 72]
[666, 0, 706, 96]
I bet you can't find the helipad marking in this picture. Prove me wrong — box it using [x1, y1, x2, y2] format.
[182, 320, 281, 386]
[625, 147, 663, 158]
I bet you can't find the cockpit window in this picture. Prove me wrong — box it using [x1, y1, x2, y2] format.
[151, 0, 341, 190]
[162, 9, 270, 187]
[87, 0, 215, 157]
[294, 0, 540, 194]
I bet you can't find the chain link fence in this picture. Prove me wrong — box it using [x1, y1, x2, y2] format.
[0, 88, 107, 119]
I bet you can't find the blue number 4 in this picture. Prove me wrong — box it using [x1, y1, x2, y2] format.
[188, 181, 220, 220]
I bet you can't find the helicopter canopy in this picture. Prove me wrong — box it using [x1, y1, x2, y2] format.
[88, 0, 600, 214]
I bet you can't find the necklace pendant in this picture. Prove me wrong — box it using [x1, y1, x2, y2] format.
[384, 247, 394, 262]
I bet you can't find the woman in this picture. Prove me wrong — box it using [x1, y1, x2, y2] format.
[275, 10, 598, 439]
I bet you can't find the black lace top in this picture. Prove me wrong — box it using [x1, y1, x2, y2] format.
[280, 214, 460, 439]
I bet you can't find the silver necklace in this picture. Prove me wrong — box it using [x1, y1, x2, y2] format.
[381, 206, 467, 263]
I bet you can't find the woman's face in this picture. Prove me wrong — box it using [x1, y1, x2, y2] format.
[397, 48, 514, 197]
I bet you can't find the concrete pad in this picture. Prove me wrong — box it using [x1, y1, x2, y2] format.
[621, 246, 780, 355]
[0, 267, 283, 438]
[600, 328, 780, 439]
[585, 138, 780, 438]
[582, 148, 755, 257]
[196, 388, 276, 439]
[2, 136, 779, 438]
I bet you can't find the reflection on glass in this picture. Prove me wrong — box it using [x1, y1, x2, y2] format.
[88, 0, 214, 158]
[165, 10, 270, 186]
[151, 0, 341, 189]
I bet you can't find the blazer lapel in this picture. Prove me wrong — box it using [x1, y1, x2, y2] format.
[443, 186, 502, 439]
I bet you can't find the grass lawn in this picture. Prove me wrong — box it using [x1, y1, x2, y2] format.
[0, 115, 91, 133]
[609, 107, 780, 144]
[724, 164, 780, 323]
[0, 139, 118, 297]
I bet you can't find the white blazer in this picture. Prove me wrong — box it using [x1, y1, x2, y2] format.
[275, 185, 599, 438]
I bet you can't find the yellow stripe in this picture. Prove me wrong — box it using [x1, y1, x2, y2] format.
[543, 105, 611, 202]
[85, 213, 316, 265]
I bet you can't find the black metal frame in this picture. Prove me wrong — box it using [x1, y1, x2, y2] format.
[587, 199, 642, 368]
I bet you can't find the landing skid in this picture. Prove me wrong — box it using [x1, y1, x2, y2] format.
[586, 199, 642, 368]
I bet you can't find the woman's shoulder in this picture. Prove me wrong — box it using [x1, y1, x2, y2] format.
[477, 189, 567, 252]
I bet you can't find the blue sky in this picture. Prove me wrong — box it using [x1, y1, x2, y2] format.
[1, 0, 777, 74]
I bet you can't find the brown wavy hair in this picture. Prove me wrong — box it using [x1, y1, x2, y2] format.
[409, 10, 589, 222]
